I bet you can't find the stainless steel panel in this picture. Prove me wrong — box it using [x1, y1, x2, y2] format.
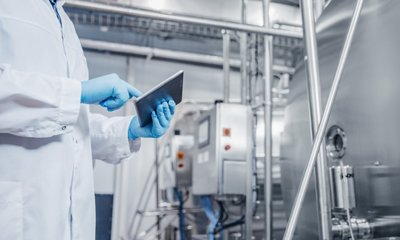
[159, 135, 194, 194]
[329, 165, 355, 210]
[280, 0, 400, 239]
[175, 143, 194, 188]
[193, 103, 252, 196]
[223, 160, 247, 195]
[193, 106, 218, 195]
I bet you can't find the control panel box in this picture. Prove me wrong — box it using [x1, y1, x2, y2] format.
[192, 103, 252, 196]
[160, 135, 194, 198]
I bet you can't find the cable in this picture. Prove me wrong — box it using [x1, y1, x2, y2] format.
[214, 215, 245, 234]
[200, 196, 219, 240]
[216, 200, 229, 223]
[182, 189, 190, 203]
[174, 188, 186, 240]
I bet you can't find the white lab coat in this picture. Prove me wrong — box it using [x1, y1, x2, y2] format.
[0, 0, 141, 240]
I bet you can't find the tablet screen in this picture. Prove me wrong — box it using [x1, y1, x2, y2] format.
[134, 70, 184, 127]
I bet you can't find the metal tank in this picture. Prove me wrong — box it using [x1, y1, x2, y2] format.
[281, 0, 400, 239]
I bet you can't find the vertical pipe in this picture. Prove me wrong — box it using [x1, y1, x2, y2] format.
[155, 141, 161, 240]
[241, 0, 247, 24]
[262, 0, 273, 240]
[112, 163, 129, 240]
[240, 34, 248, 104]
[282, 1, 364, 239]
[241, 0, 248, 103]
[245, 113, 254, 240]
[242, 0, 254, 239]
[300, 0, 332, 239]
[222, 30, 231, 103]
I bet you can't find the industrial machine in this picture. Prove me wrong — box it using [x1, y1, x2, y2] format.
[280, 0, 400, 239]
[192, 103, 253, 196]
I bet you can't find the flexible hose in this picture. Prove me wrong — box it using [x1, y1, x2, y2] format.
[200, 196, 219, 240]
[174, 188, 186, 240]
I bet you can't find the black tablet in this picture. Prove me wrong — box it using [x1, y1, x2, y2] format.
[134, 70, 184, 127]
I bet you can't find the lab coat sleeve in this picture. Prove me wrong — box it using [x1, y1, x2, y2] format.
[89, 113, 141, 164]
[0, 64, 81, 138]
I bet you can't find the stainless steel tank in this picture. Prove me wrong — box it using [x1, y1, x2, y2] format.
[280, 0, 400, 239]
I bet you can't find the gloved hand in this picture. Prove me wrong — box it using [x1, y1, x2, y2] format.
[81, 73, 141, 111]
[128, 100, 176, 140]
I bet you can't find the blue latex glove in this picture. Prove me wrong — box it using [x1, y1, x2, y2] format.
[81, 73, 141, 111]
[128, 100, 176, 140]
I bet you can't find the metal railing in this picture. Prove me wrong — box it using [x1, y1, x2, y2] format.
[65, 0, 303, 39]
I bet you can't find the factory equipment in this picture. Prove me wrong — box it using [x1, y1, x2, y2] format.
[64, 0, 308, 238]
[160, 135, 194, 203]
[329, 165, 355, 211]
[281, 0, 400, 239]
[192, 103, 253, 196]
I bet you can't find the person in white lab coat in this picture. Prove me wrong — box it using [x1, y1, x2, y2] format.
[0, 0, 176, 239]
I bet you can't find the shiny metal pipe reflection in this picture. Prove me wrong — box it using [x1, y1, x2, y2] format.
[243, 0, 254, 239]
[80, 38, 296, 74]
[240, 33, 248, 104]
[300, 0, 332, 239]
[282, 1, 364, 239]
[65, 0, 303, 39]
[240, 0, 248, 104]
[222, 30, 231, 103]
[262, 0, 273, 239]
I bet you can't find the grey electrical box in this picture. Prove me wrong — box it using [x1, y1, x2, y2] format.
[192, 103, 252, 196]
[160, 136, 194, 202]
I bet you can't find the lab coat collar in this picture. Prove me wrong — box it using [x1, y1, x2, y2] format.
[43, 0, 66, 6]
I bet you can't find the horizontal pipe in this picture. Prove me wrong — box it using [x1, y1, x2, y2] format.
[80, 38, 295, 74]
[332, 216, 400, 239]
[139, 207, 203, 217]
[65, 0, 302, 39]
[370, 216, 400, 238]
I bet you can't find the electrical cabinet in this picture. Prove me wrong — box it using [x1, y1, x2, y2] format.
[160, 135, 194, 202]
[192, 103, 252, 196]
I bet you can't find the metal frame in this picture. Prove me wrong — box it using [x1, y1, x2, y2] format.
[65, 0, 303, 39]
[282, 1, 364, 239]
[80, 38, 296, 74]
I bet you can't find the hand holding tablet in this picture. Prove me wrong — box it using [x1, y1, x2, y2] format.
[134, 70, 184, 127]
[128, 70, 184, 140]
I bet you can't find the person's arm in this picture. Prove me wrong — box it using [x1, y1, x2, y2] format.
[0, 64, 81, 138]
[89, 113, 141, 164]
[0, 63, 140, 138]
[89, 99, 176, 164]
